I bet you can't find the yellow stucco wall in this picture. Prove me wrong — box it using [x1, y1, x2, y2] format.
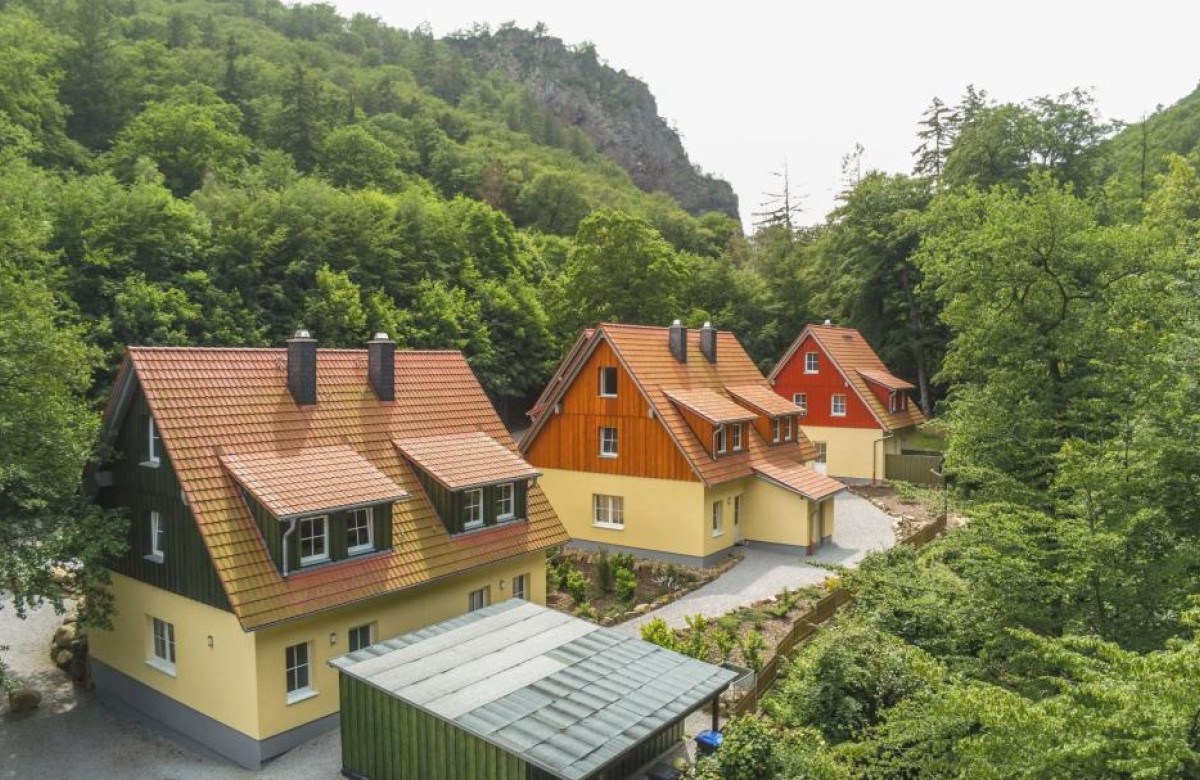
[253, 551, 546, 739]
[90, 572, 261, 737]
[537, 468, 708, 558]
[821, 497, 836, 539]
[801, 425, 899, 480]
[742, 478, 812, 548]
[701, 481, 747, 557]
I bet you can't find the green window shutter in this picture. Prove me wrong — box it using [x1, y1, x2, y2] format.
[377, 504, 393, 550]
[330, 511, 348, 560]
[517, 482, 528, 520]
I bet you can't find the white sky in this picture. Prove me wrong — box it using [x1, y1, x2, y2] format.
[328, 0, 1200, 229]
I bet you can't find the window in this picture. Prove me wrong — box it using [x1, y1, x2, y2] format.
[733, 495, 742, 528]
[832, 394, 847, 417]
[468, 586, 490, 611]
[772, 418, 782, 443]
[599, 426, 618, 458]
[495, 483, 515, 521]
[145, 417, 161, 467]
[814, 442, 828, 464]
[593, 494, 624, 528]
[148, 617, 175, 675]
[731, 424, 743, 452]
[348, 624, 373, 652]
[285, 642, 314, 703]
[346, 508, 373, 555]
[599, 366, 618, 397]
[804, 352, 819, 374]
[711, 501, 723, 537]
[512, 573, 529, 601]
[783, 416, 793, 441]
[147, 511, 164, 563]
[299, 516, 329, 565]
[890, 391, 908, 412]
[714, 426, 727, 454]
[794, 393, 808, 415]
[464, 488, 484, 530]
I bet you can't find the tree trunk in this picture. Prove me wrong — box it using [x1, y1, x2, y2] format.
[898, 264, 933, 417]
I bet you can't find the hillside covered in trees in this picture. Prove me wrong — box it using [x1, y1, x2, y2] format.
[1, 0, 1199, 773]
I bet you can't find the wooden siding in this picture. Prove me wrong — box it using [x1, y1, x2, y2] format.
[414, 470, 529, 536]
[98, 387, 229, 611]
[524, 339, 696, 482]
[676, 404, 716, 457]
[772, 335, 879, 429]
[241, 490, 394, 574]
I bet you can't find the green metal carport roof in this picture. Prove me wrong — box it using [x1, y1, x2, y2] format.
[331, 600, 737, 780]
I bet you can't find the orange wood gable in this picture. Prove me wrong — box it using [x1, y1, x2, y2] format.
[522, 337, 697, 481]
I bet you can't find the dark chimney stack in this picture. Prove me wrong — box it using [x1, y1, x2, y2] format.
[368, 332, 396, 402]
[700, 321, 717, 363]
[668, 319, 687, 364]
[287, 329, 317, 405]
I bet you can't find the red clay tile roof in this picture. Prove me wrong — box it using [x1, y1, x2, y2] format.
[526, 324, 822, 488]
[751, 455, 845, 501]
[395, 432, 540, 491]
[664, 388, 758, 425]
[527, 329, 594, 420]
[725, 384, 804, 418]
[111, 347, 568, 631]
[857, 368, 915, 391]
[220, 446, 407, 518]
[771, 324, 926, 431]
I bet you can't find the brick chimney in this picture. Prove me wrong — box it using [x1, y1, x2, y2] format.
[368, 332, 395, 402]
[668, 319, 687, 364]
[699, 321, 717, 363]
[287, 329, 317, 406]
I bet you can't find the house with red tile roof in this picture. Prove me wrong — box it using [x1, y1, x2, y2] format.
[84, 332, 567, 769]
[769, 323, 927, 481]
[521, 321, 844, 567]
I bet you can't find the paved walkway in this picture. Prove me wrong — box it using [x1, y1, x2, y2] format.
[616, 490, 895, 635]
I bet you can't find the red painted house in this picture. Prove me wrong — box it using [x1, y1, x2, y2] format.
[769, 323, 926, 480]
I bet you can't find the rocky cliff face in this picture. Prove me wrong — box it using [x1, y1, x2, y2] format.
[450, 27, 740, 220]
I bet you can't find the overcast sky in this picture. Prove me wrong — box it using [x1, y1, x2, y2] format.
[328, 0, 1200, 229]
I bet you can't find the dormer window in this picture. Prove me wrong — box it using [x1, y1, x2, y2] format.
[772, 418, 782, 443]
[496, 482, 515, 521]
[464, 489, 485, 530]
[599, 366, 618, 397]
[299, 515, 329, 565]
[804, 352, 819, 374]
[346, 508, 373, 555]
[144, 417, 161, 467]
[715, 426, 727, 454]
[783, 416, 793, 441]
[731, 424, 743, 452]
[889, 391, 908, 412]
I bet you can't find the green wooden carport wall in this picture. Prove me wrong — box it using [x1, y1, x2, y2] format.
[338, 675, 683, 780]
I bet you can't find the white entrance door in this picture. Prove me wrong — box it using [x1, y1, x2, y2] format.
[733, 495, 743, 544]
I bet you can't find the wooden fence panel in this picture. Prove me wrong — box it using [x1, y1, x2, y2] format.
[885, 453, 944, 486]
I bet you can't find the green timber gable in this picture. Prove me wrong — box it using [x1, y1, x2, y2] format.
[412, 469, 528, 536]
[97, 385, 230, 611]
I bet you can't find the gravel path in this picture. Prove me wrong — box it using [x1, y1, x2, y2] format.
[615, 490, 895, 634]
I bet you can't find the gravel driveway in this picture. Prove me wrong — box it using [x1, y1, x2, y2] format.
[616, 490, 896, 634]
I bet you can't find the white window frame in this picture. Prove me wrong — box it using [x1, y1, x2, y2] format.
[714, 425, 727, 454]
[599, 366, 618, 398]
[464, 488, 485, 530]
[731, 423, 743, 452]
[147, 511, 164, 563]
[711, 500, 724, 537]
[298, 515, 329, 566]
[599, 426, 618, 458]
[512, 573, 529, 601]
[783, 416, 794, 441]
[148, 617, 176, 676]
[346, 507, 373, 555]
[468, 586, 490, 612]
[772, 418, 782, 443]
[495, 482, 515, 522]
[804, 352, 819, 374]
[794, 393, 808, 416]
[832, 394, 847, 417]
[592, 494, 625, 529]
[285, 641, 316, 704]
[814, 442, 828, 464]
[144, 417, 161, 467]
[348, 623, 374, 653]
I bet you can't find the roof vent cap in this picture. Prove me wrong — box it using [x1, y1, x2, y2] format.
[372, 332, 390, 340]
[823, 318, 832, 326]
[672, 318, 682, 326]
[294, 328, 312, 339]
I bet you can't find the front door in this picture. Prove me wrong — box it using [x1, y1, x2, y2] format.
[808, 503, 820, 555]
[733, 495, 743, 544]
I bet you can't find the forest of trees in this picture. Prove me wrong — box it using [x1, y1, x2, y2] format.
[1, 0, 1199, 773]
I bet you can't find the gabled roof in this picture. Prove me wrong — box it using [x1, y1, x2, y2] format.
[725, 384, 803, 418]
[220, 446, 407, 519]
[103, 347, 568, 631]
[332, 599, 736, 780]
[524, 324, 820, 487]
[395, 431, 540, 491]
[752, 455, 845, 501]
[527, 328, 594, 420]
[770, 324, 926, 431]
[664, 388, 758, 425]
[858, 368, 915, 391]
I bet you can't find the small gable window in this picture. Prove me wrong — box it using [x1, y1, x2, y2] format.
[346, 508, 373, 555]
[804, 352, 819, 374]
[731, 424, 743, 452]
[599, 426, 619, 458]
[794, 393, 808, 415]
[599, 366, 618, 397]
[464, 488, 484, 530]
[495, 482, 515, 521]
[144, 417, 161, 467]
[832, 395, 847, 417]
[299, 515, 329, 565]
[147, 511, 164, 563]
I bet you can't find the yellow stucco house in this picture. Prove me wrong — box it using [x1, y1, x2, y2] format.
[86, 332, 567, 768]
[520, 322, 844, 567]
